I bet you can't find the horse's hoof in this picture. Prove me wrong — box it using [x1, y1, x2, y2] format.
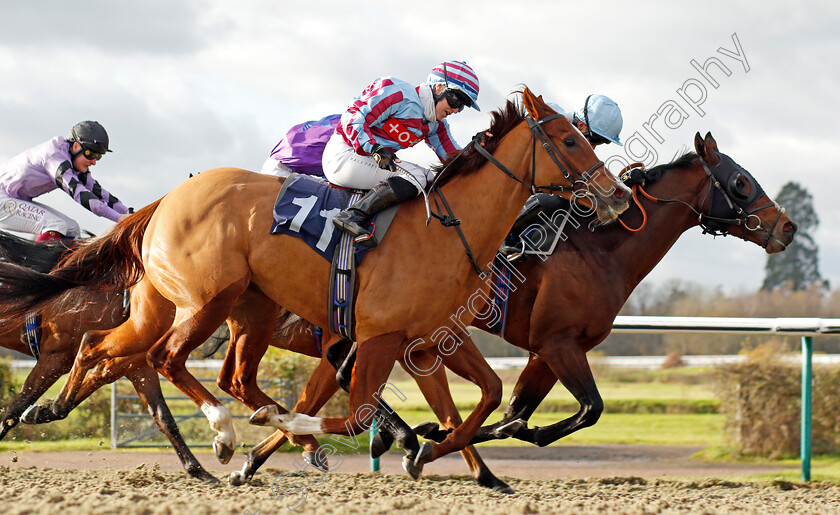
[493, 481, 516, 495]
[213, 439, 235, 464]
[496, 418, 526, 438]
[411, 421, 440, 437]
[198, 471, 221, 485]
[302, 451, 329, 472]
[250, 404, 279, 426]
[229, 471, 248, 486]
[403, 441, 434, 480]
[370, 430, 395, 459]
[20, 405, 40, 425]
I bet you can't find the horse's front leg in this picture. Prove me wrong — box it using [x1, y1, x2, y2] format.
[217, 289, 321, 454]
[250, 332, 404, 469]
[233, 355, 340, 486]
[510, 342, 603, 447]
[397, 350, 513, 494]
[471, 354, 558, 444]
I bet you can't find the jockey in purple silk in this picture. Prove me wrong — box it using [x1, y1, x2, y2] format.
[0, 121, 129, 241]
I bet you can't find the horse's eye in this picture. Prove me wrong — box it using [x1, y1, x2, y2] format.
[564, 137, 576, 147]
[728, 173, 751, 199]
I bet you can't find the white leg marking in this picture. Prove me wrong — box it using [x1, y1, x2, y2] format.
[269, 411, 325, 436]
[202, 403, 236, 447]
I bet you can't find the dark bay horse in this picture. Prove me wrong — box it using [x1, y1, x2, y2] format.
[0, 233, 217, 483]
[386, 131, 797, 449]
[231, 132, 796, 485]
[0, 88, 630, 476]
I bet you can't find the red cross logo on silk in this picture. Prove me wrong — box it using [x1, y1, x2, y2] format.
[384, 119, 423, 148]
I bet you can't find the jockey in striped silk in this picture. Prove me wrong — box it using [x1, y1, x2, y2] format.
[327, 60, 481, 246]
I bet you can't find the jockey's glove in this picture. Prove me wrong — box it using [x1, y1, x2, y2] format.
[371, 145, 398, 172]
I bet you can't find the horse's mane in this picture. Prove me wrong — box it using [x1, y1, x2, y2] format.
[432, 99, 525, 177]
[642, 152, 699, 185]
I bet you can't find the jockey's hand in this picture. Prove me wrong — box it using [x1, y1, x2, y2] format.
[371, 145, 399, 172]
[473, 131, 493, 147]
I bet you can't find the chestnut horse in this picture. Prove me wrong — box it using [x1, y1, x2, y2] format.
[0, 89, 630, 476]
[228, 132, 796, 485]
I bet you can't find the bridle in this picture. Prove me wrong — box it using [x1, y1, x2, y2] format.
[619, 153, 786, 250]
[472, 114, 604, 196]
[423, 112, 608, 275]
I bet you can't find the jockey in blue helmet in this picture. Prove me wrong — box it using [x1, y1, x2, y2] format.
[553, 94, 623, 148]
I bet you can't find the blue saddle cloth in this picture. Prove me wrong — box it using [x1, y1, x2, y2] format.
[270, 174, 372, 263]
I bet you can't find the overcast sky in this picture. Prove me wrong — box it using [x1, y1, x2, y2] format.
[0, 1, 836, 294]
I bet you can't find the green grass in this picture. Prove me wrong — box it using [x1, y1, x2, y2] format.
[389, 410, 724, 447]
[0, 437, 105, 452]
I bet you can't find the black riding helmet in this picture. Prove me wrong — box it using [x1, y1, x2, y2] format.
[67, 121, 112, 155]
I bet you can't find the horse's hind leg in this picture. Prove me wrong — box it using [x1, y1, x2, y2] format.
[397, 350, 513, 494]
[27, 277, 174, 423]
[123, 360, 218, 483]
[1, 346, 73, 437]
[233, 356, 340, 486]
[147, 276, 249, 464]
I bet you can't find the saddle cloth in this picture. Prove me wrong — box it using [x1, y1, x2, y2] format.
[270, 173, 397, 263]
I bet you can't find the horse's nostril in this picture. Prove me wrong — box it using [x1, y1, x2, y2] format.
[614, 188, 625, 199]
[783, 221, 797, 234]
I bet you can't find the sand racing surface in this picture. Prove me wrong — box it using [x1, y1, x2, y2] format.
[1, 445, 838, 514]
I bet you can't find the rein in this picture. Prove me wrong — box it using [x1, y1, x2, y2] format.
[617, 157, 783, 249]
[425, 113, 606, 276]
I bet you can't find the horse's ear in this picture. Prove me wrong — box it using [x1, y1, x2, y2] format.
[694, 132, 721, 166]
[703, 132, 721, 165]
[522, 87, 551, 120]
[703, 132, 719, 154]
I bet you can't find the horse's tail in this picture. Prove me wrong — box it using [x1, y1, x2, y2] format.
[0, 230, 78, 273]
[0, 199, 162, 321]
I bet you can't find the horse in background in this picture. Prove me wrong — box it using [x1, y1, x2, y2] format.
[0, 232, 217, 483]
[401, 131, 796, 448]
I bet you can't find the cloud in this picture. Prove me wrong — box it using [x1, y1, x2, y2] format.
[0, 1, 215, 55]
[0, 0, 838, 292]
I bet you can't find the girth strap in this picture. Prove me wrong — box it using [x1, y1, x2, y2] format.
[23, 312, 40, 359]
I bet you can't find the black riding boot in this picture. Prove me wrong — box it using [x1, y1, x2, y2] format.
[499, 193, 568, 257]
[332, 176, 417, 246]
